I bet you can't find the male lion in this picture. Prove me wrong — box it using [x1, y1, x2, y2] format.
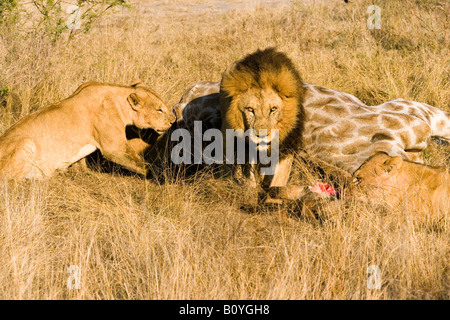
[0, 81, 175, 180]
[219, 48, 305, 194]
[350, 152, 449, 214]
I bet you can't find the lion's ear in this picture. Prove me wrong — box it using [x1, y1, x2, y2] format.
[383, 156, 403, 174]
[130, 80, 146, 88]
[222, 62, 237, 76]
[272, 67, 300, 99]
[221, 62, 250, 96]
[127, 93, 142, 111]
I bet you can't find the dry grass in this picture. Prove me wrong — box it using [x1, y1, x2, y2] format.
[0, 0, 449, 299]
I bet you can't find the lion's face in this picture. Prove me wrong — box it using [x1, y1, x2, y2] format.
[235, 88, 284, 145]
[127, 88, 176, 133]
[220, 48, 304, 150]
[349, 153, 403, 202]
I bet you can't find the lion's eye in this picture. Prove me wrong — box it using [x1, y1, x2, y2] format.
[246, 107, 254, 113]
[157, 109, 163, 114]
[352, 177, 362, 184]
[270, 107, 278, 113]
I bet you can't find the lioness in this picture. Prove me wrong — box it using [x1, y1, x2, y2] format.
[0, 81, 175, 180]
[350, 152, 450, 213]
[219, 48, 305, 194]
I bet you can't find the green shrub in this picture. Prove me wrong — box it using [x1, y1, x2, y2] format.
[1, 0, 130, 42]
[0, 0, 19, 26]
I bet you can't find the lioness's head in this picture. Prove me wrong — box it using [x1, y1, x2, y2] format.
[349, 152, 404, 202]
[220, 48, 305, 148]
[127, 82, 175, 133]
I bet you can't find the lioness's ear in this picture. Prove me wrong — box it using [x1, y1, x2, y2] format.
[130, 81, 146, 88]
[127, 93, 142, 111]
[383, 156, 403, 173]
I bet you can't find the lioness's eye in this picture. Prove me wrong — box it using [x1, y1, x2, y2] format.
[157, 109, 163, 114]
[246, 107, 254, 113]
[352, 177, 362, 184]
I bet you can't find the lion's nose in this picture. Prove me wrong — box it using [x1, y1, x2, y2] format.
[254, 130, 269, 138]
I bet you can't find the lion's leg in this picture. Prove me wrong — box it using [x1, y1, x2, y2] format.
[101, 142, 147, 176]
[231, 164, 258, 188]
[221, 124, 253, 185]
[247, 163, 259, 188]
[234, 163, 259, 188]
[127, 138, 150, 157]
[0, 139, 42, 180]
[266, 153, 294, 187]
[221, 124, 235, 179]
[233, 164, 244, 182]
[69, 158, 89, 172]
[261, 153, 295, 203]
[268, 185, 308, 201]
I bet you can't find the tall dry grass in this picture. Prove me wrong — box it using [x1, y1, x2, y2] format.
[0, 0, 448, 299]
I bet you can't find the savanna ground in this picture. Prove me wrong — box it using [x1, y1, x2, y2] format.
[0, 0, 449, 299]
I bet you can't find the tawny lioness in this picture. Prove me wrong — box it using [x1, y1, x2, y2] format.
[0, 81, 175, 180]
[350, 152, 450, 214]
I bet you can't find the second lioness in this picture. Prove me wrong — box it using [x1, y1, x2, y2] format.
[0, 81, 175, 180]
[350, 152, 450, 214]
